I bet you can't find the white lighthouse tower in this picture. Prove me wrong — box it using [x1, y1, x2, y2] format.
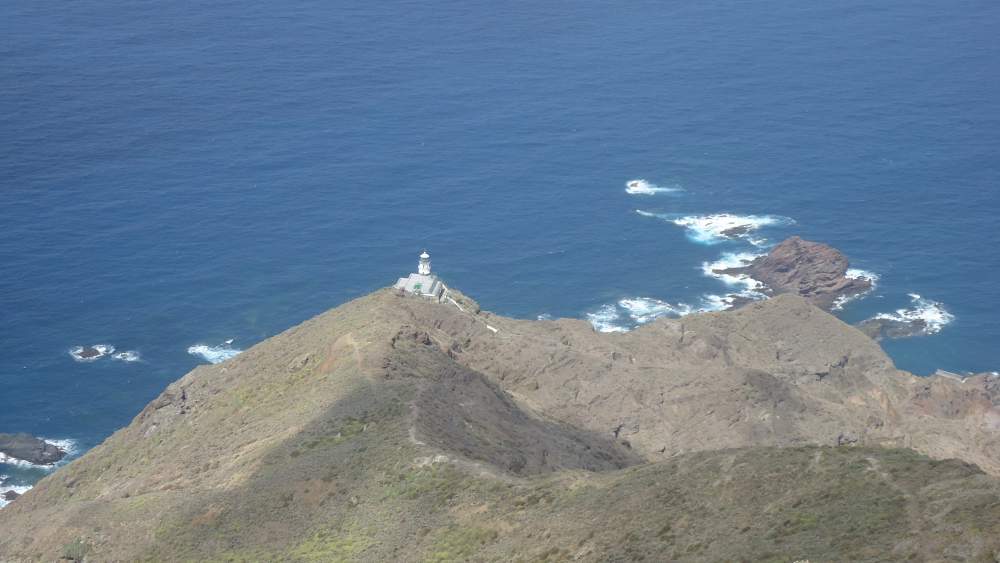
[418, 250, 432, 275]
[395, 250, 444, 299]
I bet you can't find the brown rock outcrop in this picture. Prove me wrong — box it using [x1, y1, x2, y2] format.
[441, 292, 1000, 475]
[717, 236, 871, 310]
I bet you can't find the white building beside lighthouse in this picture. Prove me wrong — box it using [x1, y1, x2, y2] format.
[394, 250, 444, 299]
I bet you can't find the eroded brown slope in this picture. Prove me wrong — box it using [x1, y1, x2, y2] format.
[0, 290, 635, 559]
[1, 287, 999, 560]
[400, 290, 1000, 475]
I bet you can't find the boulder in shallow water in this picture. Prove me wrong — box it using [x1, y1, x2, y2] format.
[78, 347, 102, 359]
[856, 317, 928, 340]
[1, 490, 20, 502]
[0, 433, 66, 465]
[69, 344, 115, 362]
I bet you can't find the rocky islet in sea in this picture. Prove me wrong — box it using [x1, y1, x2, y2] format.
[715, 236, 873, 311]
[0, 433, 66, 466]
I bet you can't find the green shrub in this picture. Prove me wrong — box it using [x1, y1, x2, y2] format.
[61, 538, 89, 561]
[426, 526, 499, 562]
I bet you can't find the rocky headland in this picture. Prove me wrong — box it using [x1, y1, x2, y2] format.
[0, 433, 65, 466]
[1, 284, 998, 560]
[716, 236, 872, 311]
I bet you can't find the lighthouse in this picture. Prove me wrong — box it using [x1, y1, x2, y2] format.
[395, 250, 444, 299]
[418, 251, 431, 275]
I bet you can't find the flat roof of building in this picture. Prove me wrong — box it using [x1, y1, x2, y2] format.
[395, 273, 443, 298]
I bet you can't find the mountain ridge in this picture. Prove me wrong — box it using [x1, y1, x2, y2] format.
[1, 286, 998, 561]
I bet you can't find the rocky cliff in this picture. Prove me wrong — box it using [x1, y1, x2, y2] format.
[1, 288, 998, 561]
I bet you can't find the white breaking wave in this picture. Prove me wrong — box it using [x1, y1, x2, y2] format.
[187, 341, 243, 364]
[699, 294, 733, 312]
[112, 350, 141, 362]
[671, 213, 794, 246]
[832, 269, 881, 311]
[697, 251, 771, 311]
[587, 304, 630, 333]
[619, 298, 693, 323]
[701, 252, 766, 292]
[871, 293, 955, 335]
[42, 439, 78, 459]
[625, 179, 683, 195]
[699, 290, 768, 311]
[846, 269, 880, 283]
[0, 452, 47, 468]
[0, 475, 32, 509]
[587, 295, 733, 333]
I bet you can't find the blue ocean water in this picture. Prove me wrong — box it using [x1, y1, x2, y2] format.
[2, 1, 999, 487]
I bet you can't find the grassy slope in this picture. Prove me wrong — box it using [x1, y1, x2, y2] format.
[145, 443, 1000, 561]
[2, 290, 999, 561]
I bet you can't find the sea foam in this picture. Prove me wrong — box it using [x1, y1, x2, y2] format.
[187, 340, 243, 364]
[694, 251, 771, 311]
[112, 350, 142, 362]
[872, 293, 955, 335]
[619, 298, 693, 323]
[586, 304, 630, 333]
[831, 269, 881, 310]
[701, 252, 766, 291]
[699, 290, 768, 311]
[0, 475, 32, 509]
[846, 269, 880, 283]
[671, 213, 794, 246]
[699, 294, 733, 312]
[42, 439, 78, 459]
[625, 179, 683, 195]
[588, 296, 726, 333]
